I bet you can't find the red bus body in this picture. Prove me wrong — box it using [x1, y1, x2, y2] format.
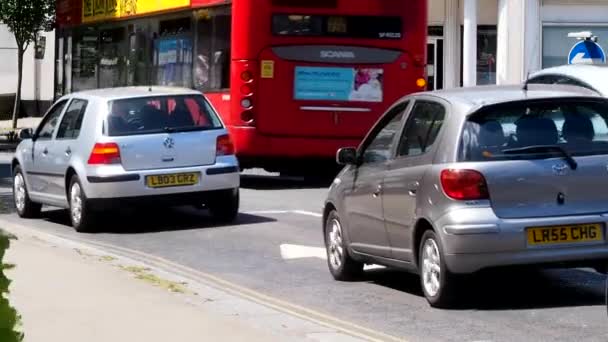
[205, 0, 427, 172]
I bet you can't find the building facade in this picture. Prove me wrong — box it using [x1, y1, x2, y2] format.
[428, 0, 608, 90]
[0, 25, 55, 117]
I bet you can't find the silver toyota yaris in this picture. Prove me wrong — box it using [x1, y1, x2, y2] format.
[323, 84, 608, 308]
[12, 87, 240, 232]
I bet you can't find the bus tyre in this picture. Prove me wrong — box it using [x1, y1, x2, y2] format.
[325, 210, 363, 281]
[419, 230, 461, 308]
[69, 175, 96, 233]
[209, 189, 239, 223]
[13, 165, 42, 218]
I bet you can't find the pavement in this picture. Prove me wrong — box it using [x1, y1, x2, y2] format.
[4, 220, 366, 342]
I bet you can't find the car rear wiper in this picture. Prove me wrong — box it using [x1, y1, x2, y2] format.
[502, 145, 578, 170]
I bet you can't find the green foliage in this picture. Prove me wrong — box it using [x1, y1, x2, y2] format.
[0, 0, 55, 48]
[0, 233, 23, 342]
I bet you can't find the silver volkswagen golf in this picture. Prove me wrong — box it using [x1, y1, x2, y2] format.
[323, 84, 608, 308]
[12, 87, 240, 232]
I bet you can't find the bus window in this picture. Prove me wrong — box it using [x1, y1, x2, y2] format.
[195, 6, 231, 91]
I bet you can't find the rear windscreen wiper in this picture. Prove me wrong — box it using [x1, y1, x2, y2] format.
[502, 145, 578, 170]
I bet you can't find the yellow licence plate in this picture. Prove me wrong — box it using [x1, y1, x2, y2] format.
[146, 173, 199, 188]
[527, 223, 604, 246]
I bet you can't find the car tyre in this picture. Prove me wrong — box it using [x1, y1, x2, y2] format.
[419, 230, 460, 308]
[208, 188, 239, 223]
[68, 175, 96, 233]
[13, 165, 41, 218]
[324, 210, 363, 281]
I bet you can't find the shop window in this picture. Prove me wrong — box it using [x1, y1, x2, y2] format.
[72, 27, 99, 91]
[99, 27, 127, 88]
[153, 17, 193, 88]
[542, 25, 608, 68]
[460, 25, 497, 86]
[195, 6, 232, 91]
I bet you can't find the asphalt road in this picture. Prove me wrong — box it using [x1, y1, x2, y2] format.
[0, 171, 606, 341]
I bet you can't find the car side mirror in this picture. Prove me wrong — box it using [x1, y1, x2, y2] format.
[18, 128, 33, 140]
[336, 147, 358, 165]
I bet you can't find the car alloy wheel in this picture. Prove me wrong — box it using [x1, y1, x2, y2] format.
[13, 173, 26, 213]
[328, 218, 345, 270]
[421, 237, 442, 297]
[70, 182, 83, 226]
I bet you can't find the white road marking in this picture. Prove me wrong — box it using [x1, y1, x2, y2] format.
[279, 244, 386, 271]
[281, 244, 327, 260]
[245, 210, 323, 218]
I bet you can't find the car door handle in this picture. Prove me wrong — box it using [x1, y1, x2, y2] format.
[373, 184, 383, 198]
[42, 148, 48, 155]
[65, 147, 72, 156]
[408, 181, 420, 197]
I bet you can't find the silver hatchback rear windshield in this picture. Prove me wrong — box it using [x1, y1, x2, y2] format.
[106, 95, 223, 136]
[459, 98, 608, 162]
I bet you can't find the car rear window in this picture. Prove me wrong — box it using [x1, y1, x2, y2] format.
[459, 99, 608, 162]
[107, 95, 223, 136]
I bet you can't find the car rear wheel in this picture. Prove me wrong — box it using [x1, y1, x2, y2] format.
[69, 175, 96, 233]
[419, 230, 459, 308]
[13, 165, 41, 218]
[324, 210, 363, 281]
[208, 189, 239, 223]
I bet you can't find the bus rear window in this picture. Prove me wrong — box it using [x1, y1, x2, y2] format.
[272, 14, 402, 40]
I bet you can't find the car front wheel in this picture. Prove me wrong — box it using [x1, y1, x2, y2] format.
[324, 210, 363, 281]
[69, 175, 96, 233]
[13, 165, 41, 218]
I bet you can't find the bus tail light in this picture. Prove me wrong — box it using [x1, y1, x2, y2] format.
[241, 70, 254, 82]
[88, 143, 121, 165]
[240, 84, 253, 95]
[216, 134, 235, 156]
[240, 111, 254, 123]
[240, 98, 253, 109]
[440, 169, 489, 201]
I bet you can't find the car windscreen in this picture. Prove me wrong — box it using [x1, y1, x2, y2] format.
[459, 99, 608, 162]
[106, 95, 223, 136]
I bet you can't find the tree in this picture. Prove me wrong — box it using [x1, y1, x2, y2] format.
[0, 0, 55, 130]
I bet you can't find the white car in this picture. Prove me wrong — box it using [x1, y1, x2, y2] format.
[527, 64, 608, 95]
[12, 87, 240, 232]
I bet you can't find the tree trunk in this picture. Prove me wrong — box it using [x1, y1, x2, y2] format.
[11, 48, 24, 130]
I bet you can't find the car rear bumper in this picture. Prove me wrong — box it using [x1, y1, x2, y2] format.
[82, 157, 240, 199]
[87, 188, 237, 210]
[435, 207, 608, 273]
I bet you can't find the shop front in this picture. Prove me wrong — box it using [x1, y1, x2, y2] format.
[55, 0, 230, 99]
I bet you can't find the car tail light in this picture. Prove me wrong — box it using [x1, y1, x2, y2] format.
[88, 143, 121, 165]
[216, 134, 235, 156]
[440, 169, 489, 200]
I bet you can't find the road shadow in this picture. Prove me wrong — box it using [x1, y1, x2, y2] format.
[362, 266, 605, 310]
[240, 174, 332, 190]
[40, 206, 277, 234]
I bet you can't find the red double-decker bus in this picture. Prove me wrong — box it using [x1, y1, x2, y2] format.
[54, 0, 426, 176]
[204, 0, 428, 175]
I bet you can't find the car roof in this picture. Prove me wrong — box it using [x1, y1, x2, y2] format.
[404, 84, 601, 115]
[529, 64, 608, 95]
[64, 86, 201, 101]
